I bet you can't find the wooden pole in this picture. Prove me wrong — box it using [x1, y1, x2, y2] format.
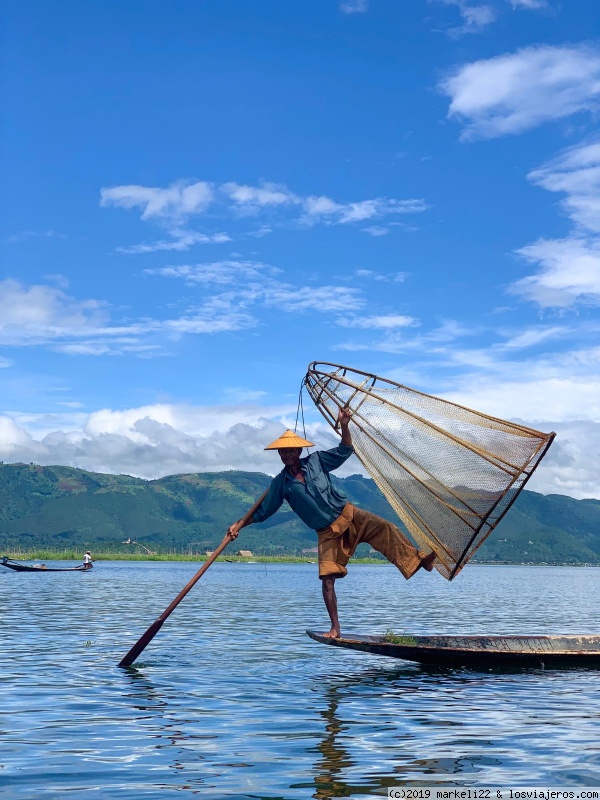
[118, 490, 267, 668]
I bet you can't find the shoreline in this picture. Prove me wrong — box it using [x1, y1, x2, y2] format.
[2, 550, 599, 567]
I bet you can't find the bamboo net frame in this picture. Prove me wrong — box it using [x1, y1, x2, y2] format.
[305, 362, 555, 580]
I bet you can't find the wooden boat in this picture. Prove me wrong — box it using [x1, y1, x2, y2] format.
[1, 557, 92, 573]
[307, 630, 600, 668]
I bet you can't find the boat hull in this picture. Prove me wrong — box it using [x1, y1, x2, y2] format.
[306, 630, 600, 668]
[1, 559, 90, 572]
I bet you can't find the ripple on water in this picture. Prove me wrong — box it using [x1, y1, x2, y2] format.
[2, 562, 600, 798]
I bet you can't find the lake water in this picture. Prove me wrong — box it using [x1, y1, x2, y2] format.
[1, 562, 600, 799]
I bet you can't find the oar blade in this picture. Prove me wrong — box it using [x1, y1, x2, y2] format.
[118, 618, 165, 668]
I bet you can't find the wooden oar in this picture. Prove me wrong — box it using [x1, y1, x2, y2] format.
[118, 490, 267, 668]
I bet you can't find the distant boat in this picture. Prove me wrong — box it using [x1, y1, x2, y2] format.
[1, 556, 92, 573]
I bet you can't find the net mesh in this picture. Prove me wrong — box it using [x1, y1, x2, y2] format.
[305, 362, 555, 580]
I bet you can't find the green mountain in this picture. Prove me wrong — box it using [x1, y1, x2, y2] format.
[1, 462, 599, 563]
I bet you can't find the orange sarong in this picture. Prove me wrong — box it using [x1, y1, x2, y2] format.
[317, 503, 424, 579]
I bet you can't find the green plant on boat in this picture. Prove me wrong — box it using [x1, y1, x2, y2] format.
[383, 630, 418, 646]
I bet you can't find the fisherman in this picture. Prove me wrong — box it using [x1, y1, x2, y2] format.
[83, 551, 93, 569]
[227, 408, 436, 638]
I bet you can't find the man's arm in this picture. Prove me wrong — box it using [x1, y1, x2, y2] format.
[318, 408, 354, 473]
[227, 477, 284, 539]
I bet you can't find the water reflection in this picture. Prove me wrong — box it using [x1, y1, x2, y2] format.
[308, 660, 594, 798]
[310, 668, 481, 797]
[123, 667, 169, 713]
[313, 682, 355, 799]
[119, 666, 214, 795]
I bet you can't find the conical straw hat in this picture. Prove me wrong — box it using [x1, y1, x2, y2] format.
[264, 429, 315, 450]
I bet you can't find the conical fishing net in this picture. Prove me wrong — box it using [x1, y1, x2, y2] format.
[305, 362, 555, 580]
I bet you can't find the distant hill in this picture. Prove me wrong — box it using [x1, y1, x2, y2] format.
[0, 462, 599, 563]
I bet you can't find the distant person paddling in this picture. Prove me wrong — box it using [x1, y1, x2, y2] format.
[227, 408, 436, 639]
[83, 551, 93, 570]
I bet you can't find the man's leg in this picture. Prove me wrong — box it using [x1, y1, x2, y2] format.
[321, 575, 341, 639]
[351, 507, 435, 578]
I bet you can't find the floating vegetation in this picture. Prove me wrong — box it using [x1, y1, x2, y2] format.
[383, 630, 418, 646]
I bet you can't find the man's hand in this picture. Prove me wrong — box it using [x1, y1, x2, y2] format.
[227, 522, 241, 540]
[337, 407, 353, 447]
[337, 407, 352, 427]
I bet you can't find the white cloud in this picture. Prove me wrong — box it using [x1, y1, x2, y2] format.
[302, 196, 428, 225]
[262, 284, 363, 313]
[145, 259, 279, 285]
[443, 376, 600, 499]
[248, 225, 273, 238]
[437, 0, 497, 37]
[163, 296, 258, 335]
[528, 139, 600, 233]
[509, 0, 548, 7]
[457, 3, 496, 31]
[51, 342, 127, 357]
[117, 230, 231, 254]
[0, 403, 350, 480]
[0, 279, 108, 346]
[427, 320, 478, 342]
[503, 140, 600, 309]
[0, 278, 259, 354]
[339, 0, 368, 13]
[434, 0, 550, 38]
[100, 181, 214, 220]
[339, 200, 383, 223]
[146, 261, 365, 314]
[362, 225, 390, 237]
[7, 229, 68, 243]
[440, 44, 600, 139]
[221, 181, 298, 213]
[336, 314, 419, 329]
[431, 340, 600, 416]
[443, 374, 600, 422]
[52, 341, 166, 357]
[1, 397, 598, 498]
[335, 318, 476, 353]
[223, 388, 268, 402]
[511, 237, 600, 308]
[0, 415, 34, 453]
[102, 178, 428, 251]
[501, 325, 571, 349]
[2, 265, 367, 358]
[8, 410, 90, 436]
[327, 308, 600, 500]
[355, 269, 408, 282]
[435, 387, 600, 500]
[302, 195, 340, 217]
[524, 419, 600, 499]
[419, 345, 600, 498]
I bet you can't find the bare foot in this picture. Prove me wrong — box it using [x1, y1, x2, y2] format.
[420, 551, 436, 572]
[322, 627, 341, 639]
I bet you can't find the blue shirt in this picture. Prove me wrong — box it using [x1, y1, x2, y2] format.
[252, 444, 354, 531]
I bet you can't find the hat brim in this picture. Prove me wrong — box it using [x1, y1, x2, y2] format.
[264, 430, 315, 449]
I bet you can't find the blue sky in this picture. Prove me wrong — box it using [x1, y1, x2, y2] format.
[2, 0, 600, 497]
